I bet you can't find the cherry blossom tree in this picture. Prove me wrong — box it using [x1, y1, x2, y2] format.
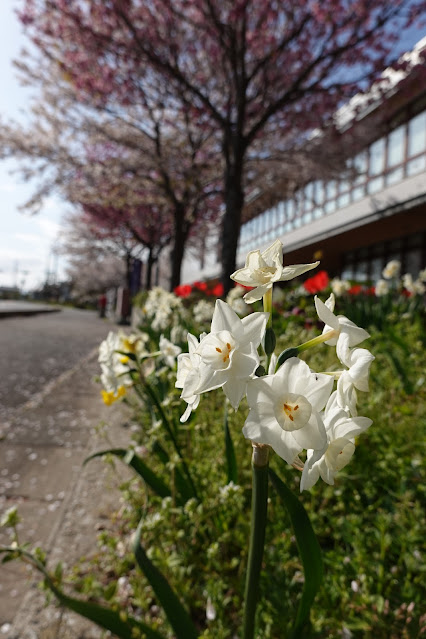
[0, 55, 221, 289]
[18, 0, 426, 292]
[61, 210, 130, 299]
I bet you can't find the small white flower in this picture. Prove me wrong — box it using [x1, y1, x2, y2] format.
[231, 239, 319, 303]
[176, 333, 204, 422]
[331, 278, 351, 297]
[382, 259, 401, 279]
[193, 300, 215, 325]
[170, 324, 186, 344]
[243, 358, 333, 465]
[419, 268, 426, 282]
[206, 597, 217, 621]
[300, 405, 372, 491]
[193, 300, 268, 409]
[98, 331, 133, 393]
[159, 335, 181, 368]
[315, 294, 370, 362]
[375, 279, 389, 297]
[323, 344, 374, 417]
[402, 273, 425, 295]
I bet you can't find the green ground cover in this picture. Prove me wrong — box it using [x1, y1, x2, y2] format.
[3, 287, 425, 638]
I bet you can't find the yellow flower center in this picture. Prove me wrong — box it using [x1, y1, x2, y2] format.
[215, 342, 232, 363]
[274, 393, 312, 431]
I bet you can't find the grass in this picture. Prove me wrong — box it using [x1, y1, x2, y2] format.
[5, 290, 425, 638]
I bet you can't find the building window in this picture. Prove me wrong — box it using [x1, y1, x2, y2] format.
[387, 124, 405, 168]
[341, 232, 425, 282]
[238, 108, 426, 250]
[408, 111, 426, 157]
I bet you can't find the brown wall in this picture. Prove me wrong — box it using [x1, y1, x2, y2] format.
[283, 203, 426, 275]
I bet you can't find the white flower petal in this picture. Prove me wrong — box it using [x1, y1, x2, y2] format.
[223, 378, 247, 409]
[242, 411, 302, 465]
[314, 295, 340, 332]
[260, 239, 283, 267]
[211, 300, 242, 337]
[334, 416, 372, 440]
[300, 466, 320, 491]
[296, 371, 335, 412]
[291, 413, 327, 451]
[281, 261, 320, 281]
[231, 350, 259, 379]
[243, 283, 271, 303]
[247, 376, 276, 405]
[241, 312, 269, 347]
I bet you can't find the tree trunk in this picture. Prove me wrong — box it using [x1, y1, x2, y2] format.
[169, 204, 188, 292]
[221, 147, 245, 296]
[145, 246, 155, 290]
[125, 252, 133, 290]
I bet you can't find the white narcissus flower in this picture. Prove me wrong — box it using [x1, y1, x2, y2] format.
[375, 279, 389, 296]
[230, 239, 319, 303]
[175, 333, 205, 422]
[403, 273, 425, 295]
[336, 346, 374, 416]
[159, 335, 181, 368]
[330, 278, 350, 297]
[243, 358, 334, 465]
[314, 294, 370, 361]
[194, 300, 268, 409]
[300, 405, 372, 491]
[382, 259, 401, 279]
[338, 344, 375, 392]
[98, 331, 133, 393]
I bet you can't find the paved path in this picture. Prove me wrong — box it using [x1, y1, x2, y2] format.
[0, 311, 132, 638]
[0, 300, 61, 318]
[0, 307, 113, 423]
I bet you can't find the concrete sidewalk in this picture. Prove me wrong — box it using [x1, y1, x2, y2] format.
[0, 301, 62, 318]
[0, 348, 133, 639]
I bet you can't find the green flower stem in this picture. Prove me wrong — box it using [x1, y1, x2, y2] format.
[263, 287, 273, 326]
[263, 288, 274, 370]
[297, 328, 337, 353]
[242, 444, 270, 639]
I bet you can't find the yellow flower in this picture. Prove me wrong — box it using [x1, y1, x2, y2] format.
[101, 385, 126, 406]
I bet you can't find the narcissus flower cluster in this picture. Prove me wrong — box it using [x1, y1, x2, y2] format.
[177, 239, 374, 491]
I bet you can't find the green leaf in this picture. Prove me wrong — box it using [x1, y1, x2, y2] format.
[223, 403, 238, 484]
[277, 347, 299, 369]
[84, 448, 172, 500]
[142, 381, 199, 500]
[383, 351, 414, 395]
[132, 521, 199, 639]
[264, 327, 276, 355]
[151, 440, 194, 504]
[114, 349, 138, 361]
[0, 546, 166, 639]
[268, 468, 323, 637]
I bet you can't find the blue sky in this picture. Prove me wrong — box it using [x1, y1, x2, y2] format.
[0, 3, 424, 292]
[0, 2, 66, 291]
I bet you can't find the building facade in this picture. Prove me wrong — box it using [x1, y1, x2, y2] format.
[179, 40, 426, 287]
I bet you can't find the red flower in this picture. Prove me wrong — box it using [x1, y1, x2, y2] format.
[210, 282, 224, 298]
[347, 285, 362, 295]
[193, 281, 208, 292]
[174, 284, 192, 298]
[303, 270, 329, 294]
